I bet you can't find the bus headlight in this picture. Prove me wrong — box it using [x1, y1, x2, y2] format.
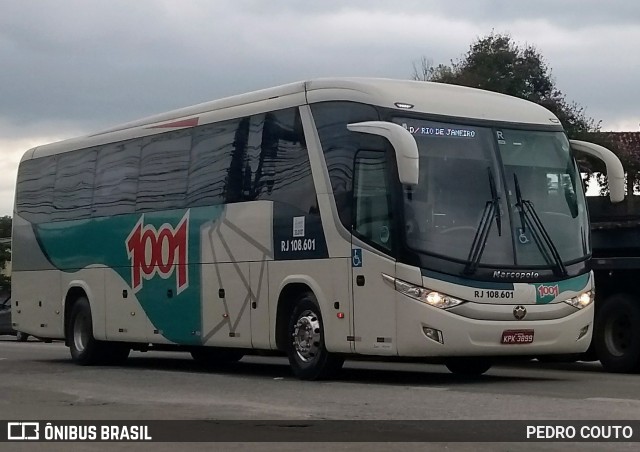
[564, 290, 594, 309]
[393, 278, 464, 309]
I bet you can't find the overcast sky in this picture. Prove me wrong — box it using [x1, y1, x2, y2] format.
[1, 0, 639, 216]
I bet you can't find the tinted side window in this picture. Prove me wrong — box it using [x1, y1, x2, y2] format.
[312, 102, 379, 191]
[93, 140, 141, 217]
[137, 130, 191, 212]
[52, 149, 97, 221]
[311, 102, 381, 227]
[249, 109, 316, 213]
[187, 119, 244, 207]
[16, 156, 57, 223]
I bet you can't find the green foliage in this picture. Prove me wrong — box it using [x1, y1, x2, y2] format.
[0, 273, 9, 292]
[0, 215, 10, 238]
[412, 32, 600, 139]
[0, 243, 9, 262]
[0, 244, 9, 292]
[583, 132, 640, 197]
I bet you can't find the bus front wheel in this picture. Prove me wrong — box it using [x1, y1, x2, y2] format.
[286, 293, 344, 380]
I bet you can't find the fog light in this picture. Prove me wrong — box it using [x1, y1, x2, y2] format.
[577, 324, 589, 341]
[423, 327, 444, 344]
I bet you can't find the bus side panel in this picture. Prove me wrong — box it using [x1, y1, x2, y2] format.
[199, 202, 273, 349]
[104, 268, 155, 343]
[249, 260, 271, 349]
[201, 262, 252, 348]
[350, 247, 397, 356]
[12, 270, 63, 339]
[268, 258, 352, 354]
[11, 214, 64, 338]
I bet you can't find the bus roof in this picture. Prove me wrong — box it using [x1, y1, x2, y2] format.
[24, 78, 561, 161]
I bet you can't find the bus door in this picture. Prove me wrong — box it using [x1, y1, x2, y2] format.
[350, 150, 398, 355]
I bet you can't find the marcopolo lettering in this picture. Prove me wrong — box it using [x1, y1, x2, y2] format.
[492, 271, 540, 279]
[126, 211, 189, 294]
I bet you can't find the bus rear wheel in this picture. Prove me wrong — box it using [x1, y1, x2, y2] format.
[445, 358, 492, 376]
[69, 297, 129, 365]
[286, 293, 343, 380]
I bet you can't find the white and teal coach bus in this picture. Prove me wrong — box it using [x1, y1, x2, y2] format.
[12, 78, 624, 379]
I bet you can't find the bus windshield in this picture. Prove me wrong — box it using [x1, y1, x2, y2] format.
[398, 118, 589, 268]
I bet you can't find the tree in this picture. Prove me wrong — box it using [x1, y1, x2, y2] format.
[412, 32, 600, 139]
[587, 132, 640, 198]
[0, 215, 10, 238]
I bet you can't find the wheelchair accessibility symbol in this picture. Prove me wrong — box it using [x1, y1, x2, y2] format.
[352, 248, 363, 267]
[517, 228, 530, 244]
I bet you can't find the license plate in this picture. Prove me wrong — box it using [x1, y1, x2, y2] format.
[501, 329, 534, 344]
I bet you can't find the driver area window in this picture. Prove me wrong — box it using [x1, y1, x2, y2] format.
[353, 151, 393, 252]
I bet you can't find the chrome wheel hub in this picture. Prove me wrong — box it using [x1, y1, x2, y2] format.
[293, 310, 321, 363]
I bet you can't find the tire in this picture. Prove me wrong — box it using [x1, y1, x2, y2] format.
[445, 358, 492, 376]
[594, 294, 640, 373]
[15, 332, 29, 342]
[69, 297, 130, 365]
[190, 348, 244, 364]
[286, 292, 344, 380]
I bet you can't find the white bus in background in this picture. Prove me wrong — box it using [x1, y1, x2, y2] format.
[11, 78, 624, 379]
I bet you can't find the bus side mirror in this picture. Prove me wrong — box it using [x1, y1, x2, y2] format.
[347, 121, 419, 186]
[570, 140, 625, 203]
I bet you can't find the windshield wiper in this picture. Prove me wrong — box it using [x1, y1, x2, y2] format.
[463, 168, 502, 275]
[488, 169, 502, 236]
[513, 174, 568, 277]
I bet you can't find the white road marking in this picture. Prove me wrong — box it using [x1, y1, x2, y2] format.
[409, 386, 449, 391]
[586, 397, 640, 404]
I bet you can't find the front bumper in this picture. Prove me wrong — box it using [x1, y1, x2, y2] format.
[396, 294, 593, 357]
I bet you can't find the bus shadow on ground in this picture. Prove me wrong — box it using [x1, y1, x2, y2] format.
[55, 353, 566, 386]
[505, 359, 605, 373]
